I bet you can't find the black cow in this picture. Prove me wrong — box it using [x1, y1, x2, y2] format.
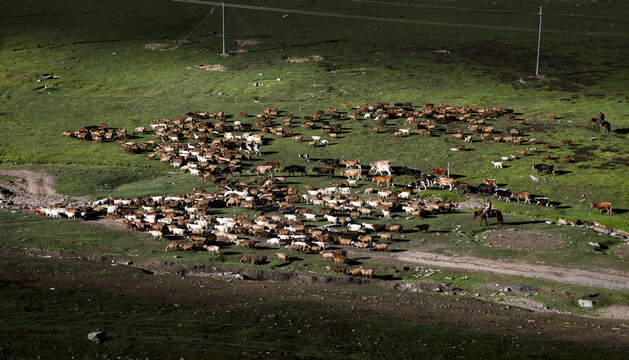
[495, 189, 511, 201]
[321, 158, 340, 167]
[476, 184, 494, 194]
[223, 165, 242, 176]
[283, 165, 308, 177]
[393, 166, 422, 177]
[313, 166, 335, 177]
[532, 163, 555, 175]
[455, 182, 475, 193]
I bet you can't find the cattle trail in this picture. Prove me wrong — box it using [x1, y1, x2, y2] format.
[0, 169, 87, 207]
[357, 249, 629, 291]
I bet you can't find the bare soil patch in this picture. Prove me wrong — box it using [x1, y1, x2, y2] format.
[144, 43, 176, 51]
[0, 169, 87, 207]
[483, 229, 566, 251]
[599, 305, 629, 320]
[234, 38, 259, 47]
[187, 64, 227, 71]
[280, 55, 323, 63]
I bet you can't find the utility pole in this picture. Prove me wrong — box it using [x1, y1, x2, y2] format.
[222, 0, 226, 55]
[536, 6, 542, 77]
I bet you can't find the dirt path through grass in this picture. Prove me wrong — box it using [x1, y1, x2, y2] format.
[0, 168, 87, 206]
[361, 249, 629, 291]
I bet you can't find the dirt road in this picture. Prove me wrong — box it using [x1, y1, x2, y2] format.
[0, 168, 87, 206]
[359, 249, 629, 291]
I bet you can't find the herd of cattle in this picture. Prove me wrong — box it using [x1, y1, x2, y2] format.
[28, 180, 455, 276]
[51, 102, 617, 273]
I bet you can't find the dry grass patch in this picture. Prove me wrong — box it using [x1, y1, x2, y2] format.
[144, 43, 176, 51]
[235, 39, 259, 47]
[186, 64, 227, 72]
[281, 55, 323, 63]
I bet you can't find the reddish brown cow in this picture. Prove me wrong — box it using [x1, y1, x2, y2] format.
[590, 202, 612, 214]
[372, 176, 393, 188]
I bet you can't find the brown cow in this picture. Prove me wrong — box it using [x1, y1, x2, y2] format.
[239, 256, 252, 263]
[372, 176, 393, 188]
[326, 265, 347, 274]
[275, 252, 288, 263]
[590, 202, 612, 214]
[341, 159, 361, 168]
[415, 224, 429, 232]
[510, 192, 531, 204]
[263, 161, 280, 170]
[374, 243, 389, 251]
[359, 267, 374, 279]
[251, 255, 267, 265]
[432, 168, 448, 177]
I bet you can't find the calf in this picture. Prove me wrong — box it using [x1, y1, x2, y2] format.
[275, 252, 288, 263]
[534, 197, 550, 207]
[203, 245, 220, 254]
[590, 202, 612, 214]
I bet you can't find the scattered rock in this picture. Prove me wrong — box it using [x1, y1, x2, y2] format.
[87, 331, 107, 343]
[578, 300, 593, 308]
[509, 284, 537, 293]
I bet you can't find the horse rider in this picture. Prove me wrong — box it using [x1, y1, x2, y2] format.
[482, 199, 492, 217]
[599, 112, 605, 125]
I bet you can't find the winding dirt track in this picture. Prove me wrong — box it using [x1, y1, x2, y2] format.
[359, 249, 629, 291]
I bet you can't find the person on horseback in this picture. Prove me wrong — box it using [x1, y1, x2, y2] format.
[599, 112, 605, 123]
[482, 199, 492, 217]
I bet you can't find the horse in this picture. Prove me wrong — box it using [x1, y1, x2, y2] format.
[589, 118, 611, 133]
[472, 209, 503, 226]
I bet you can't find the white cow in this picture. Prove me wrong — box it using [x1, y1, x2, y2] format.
[370, 160, 392, 177]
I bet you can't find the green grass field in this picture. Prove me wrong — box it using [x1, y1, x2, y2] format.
[1, 0, 628, 357]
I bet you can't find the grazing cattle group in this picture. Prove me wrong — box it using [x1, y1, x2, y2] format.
[53, 102, 615, 280]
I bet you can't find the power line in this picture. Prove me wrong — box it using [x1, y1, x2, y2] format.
[174, 7, 215, 49]
[172, 0, 629, 38]
[346, 0, 624, 20]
